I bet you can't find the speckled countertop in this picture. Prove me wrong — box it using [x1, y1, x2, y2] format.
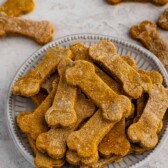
[0, 0, 168, 167]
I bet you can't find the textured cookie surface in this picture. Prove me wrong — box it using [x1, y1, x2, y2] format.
[158, 8, 168, 30]
[16, 81, 57, 140]
[0, 0, 35, 17]
[12, 46, 72, 97]
[65, 60, 131, 122]
[99, 118, 130, 157]
[45, 58, 77, 128]
[67, 109, 117, 158]
[89, 40, 152, 99]
[130, 20, 168, 72]
[36, 93, 96, 159]
[128, 84, 168, 149]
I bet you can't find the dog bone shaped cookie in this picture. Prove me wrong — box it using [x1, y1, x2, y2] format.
[107, 0, 168, 6]
[67, 109, 117, 158]
[71, 42, 122, 94]
[27, 136, 65, 168]
[71, 43, 136, 94]
[0, 0, 35, 17]
[134, 70, 164, 133]
[45, 58, 78, 128]
[130, 21, 168, 73]
[89, 40, 152, 99]
[128, 84, 168, 149]
[71, 43, 136, 120]
[99, 118, 130, 157]
[16, 80, 57, 140]
[12, 46, 72, 97]
[65, 60, 131, 121]
[0, 12, 54, 44]
[36, 93, 96, 159]
[66, 150, 99, 166]
[158, 8, 168, 30]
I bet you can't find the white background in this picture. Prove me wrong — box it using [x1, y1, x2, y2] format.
[0, 0, 168, 167]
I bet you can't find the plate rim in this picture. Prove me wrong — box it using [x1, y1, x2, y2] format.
[6, 33, 168, 168]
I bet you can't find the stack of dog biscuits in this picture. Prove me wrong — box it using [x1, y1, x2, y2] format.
[13, 40, 168, 168]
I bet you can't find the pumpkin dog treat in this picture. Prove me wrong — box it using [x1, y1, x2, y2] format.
[71, 43, 122, 94]
[67, 109, 119, 158]
[16, 81, 57, 140]
[12, 46, 72, 97]
[71, 43, 136, 94]
[89, 40, 152, 99]
[36, 93, 96, 159]
[130, 21, 168, 72]
[134, 70, 163, 125]
[31, 90, 48, 106]
[99, 118, 130, 157]
[65, 60, 131, 122]
[66, 150, 99, 166]
[158, 8, 168, 30]
[0, 0, 35, 17]
[128, 84, 168, 149]
[27, 136, 65, 168]
[45, 58, 78, 128]
[107, 0, 168, 5]
[71, 43, 135, 119]
[0, 12, 54, 44]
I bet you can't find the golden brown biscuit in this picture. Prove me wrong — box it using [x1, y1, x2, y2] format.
[66, 150, 99, 166]
[130, 21, 168, 73]
[99, 118, 130, 157]
[31, 90, 48, 106]
[41, 74, 58, 93]
[128, 84, 168, 149]
[71, 43, 136, 94]
[0, 12, 54, 44]
[71, 43, 135, 119]
[80, 155, 122, 168]
[107, 0, 168, 5]
[27, 136, 65, 168]
[45, 58, 77, 128]
[36, 93, 96, 159]
[12, 46, 72, 97]
[158, 8, 168, 30]
[0, 0, 35, 17]
[16, 80, 57, 140]
[89, 40, 152, 99]
[134, 70, 163, 130]
[67, 109, 118, 158]
[71, 42, 122, 94]
[65, 60, 131, 122]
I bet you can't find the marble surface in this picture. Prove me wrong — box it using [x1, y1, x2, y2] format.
[0, 0, 168, 167]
